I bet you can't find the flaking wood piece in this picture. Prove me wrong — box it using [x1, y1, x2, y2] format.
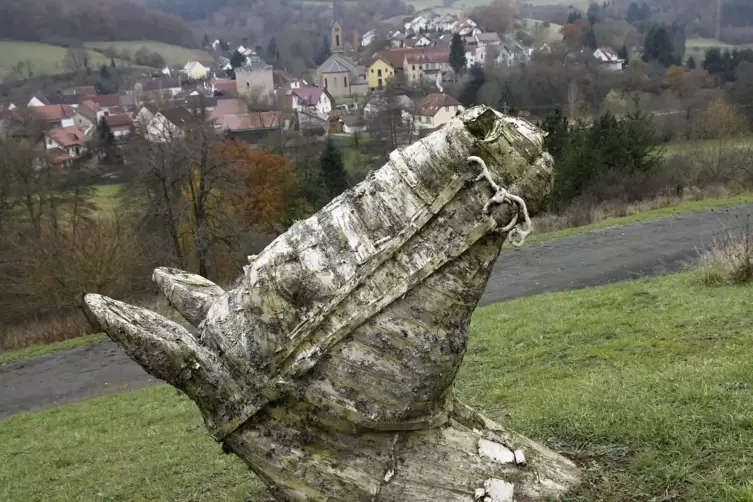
[86, 106, 581, 501]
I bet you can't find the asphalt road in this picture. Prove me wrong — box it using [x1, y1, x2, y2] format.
[1, 204, 749, 420]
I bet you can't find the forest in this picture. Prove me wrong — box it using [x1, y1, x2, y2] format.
[0, 0, 196, 46]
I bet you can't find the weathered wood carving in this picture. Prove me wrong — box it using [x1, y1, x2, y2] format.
[86, 106, 580, 501]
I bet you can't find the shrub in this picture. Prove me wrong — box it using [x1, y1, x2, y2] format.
[696, 216, 753, 286]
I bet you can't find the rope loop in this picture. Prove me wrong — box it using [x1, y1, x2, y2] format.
[467, 156, 533, 247]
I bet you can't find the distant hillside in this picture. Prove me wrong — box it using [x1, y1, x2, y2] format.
[85, 42, 213, 66]
[0, 0, 196, 47]
[0, 42, 136, 78]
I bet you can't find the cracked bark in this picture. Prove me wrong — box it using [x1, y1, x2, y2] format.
[86, 106, 581, 501]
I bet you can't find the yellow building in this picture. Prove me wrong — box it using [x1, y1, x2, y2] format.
[366, 58, 396, 91]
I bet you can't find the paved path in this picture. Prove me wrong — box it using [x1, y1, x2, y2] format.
[1, 204, 749, 420]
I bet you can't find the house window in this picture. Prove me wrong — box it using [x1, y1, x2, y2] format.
[419, 65, 422, 70]
[445, 106, 449, 112]
[378, 78, 383, 89]
[378, 69, 382, 76]
[325, 78, 328, 88]
[336, 34, 340, 47]
[412, 65, 415, 70]
[371, 69, 374, 73]
[344, 76, 348, 88]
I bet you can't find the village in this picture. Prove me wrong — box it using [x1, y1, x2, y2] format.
[0, 6, 630, 168]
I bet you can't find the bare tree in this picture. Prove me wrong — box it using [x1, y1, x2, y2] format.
[63, 47, 90, 74]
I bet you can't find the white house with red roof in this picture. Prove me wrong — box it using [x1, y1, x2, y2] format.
[289, 86, 334, 116]
[594, 47, 625, 71]
[43, 126, 88, 165]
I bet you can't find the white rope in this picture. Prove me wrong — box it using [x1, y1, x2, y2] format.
[467, 156, 533, 247]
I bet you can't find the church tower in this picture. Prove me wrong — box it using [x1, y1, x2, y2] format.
[331, 0, 344, 53]
[331, 20, 344, 53]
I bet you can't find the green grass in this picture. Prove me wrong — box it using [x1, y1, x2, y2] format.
[0, 42, 131, 78]
[4, 271, 753, 500]
[664, 137, 753, 157]
[90, 183, 125, 214]
[684, 37, 752, 62]
[0, 333, 107, 364]
[84, 41, 213, 66]
[530, 193, 753, 244]
[523, 18, 564, 43]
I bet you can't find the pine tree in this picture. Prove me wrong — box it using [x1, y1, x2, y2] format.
[230, 50, 246, 69]
[686, 56, 696, 70]
[584, 26, 598, 50]
[320, 136, 348, 201]
[110, 56, 116, 68]
[541, 107, 569, 164]
[627, 2, 641, 23]
[642, 24, 674, 67]
[618, 44, 629, 65]
[202, 34, 211, 48]
[459, 65, 485, 106]
[98, 117, 116, 159]
[449, 34, 467, 75]
[99, 64, 110, 79]
[266, 37, 279, 66]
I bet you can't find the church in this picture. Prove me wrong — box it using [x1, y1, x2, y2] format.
[316, 18, 368, 98]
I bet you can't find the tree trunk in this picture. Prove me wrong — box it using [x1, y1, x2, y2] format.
[86, 106, 580, 501]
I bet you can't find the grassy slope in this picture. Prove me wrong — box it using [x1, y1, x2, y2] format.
[0, 42, 130, 78]
[85, 41, 213, 66]
[3, 272, 753, 500]
[530, 194, 753, 244]
[0, 334, 106, 364]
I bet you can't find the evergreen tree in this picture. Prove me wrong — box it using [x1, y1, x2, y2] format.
[320, 136, 348, 201]
[449, 34, 467, 75]
[316, 36, 332, 65]
[639, 2, 651, 21]
[266, 37, 279, 66]
[627, 1, 641, 23]
[110, 56, 116, 68]
[98, 117, 116, 159]
[202, 33, 211, 48]
[459, 65, 485, 106]
[702, 48, 724, 75]
[541, 107, 569, 164]
[230, 50, 246, 69]
[99, 64, 110, 79]
[642, 24, 674, 67]
[587, 2, 602, 24]
[567, 11, 582, 24]
[583, 26, 598, 50]
[686, 55, 696, 70]
[618, 44, 629, 64]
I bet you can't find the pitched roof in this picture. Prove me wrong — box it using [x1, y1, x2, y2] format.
[138, 78, 181, 92]
[292, 86, 328, 106]
[104, 114, 134, 129]
[80, 94, 122, 108]
[376, 48, 425, 70]
[239, 55, 272, 70]
[476, 32, 501, 44]
[210, 98, 245, 121]
[321, 60, 349, 73]
[159, 107, 197, 127]
[47, 148, 73, 163]
[220, 112, 282, 131]
[46, 94, 80, 106]
[45, 126, 87, 147]
[213, 80, 237, 96]
[405, 51, 450, 64]
[80, 100, 102, 113]
[74, 86, 97, 96]
[32, 105, 76, 121]
[417, 93, 461, 116]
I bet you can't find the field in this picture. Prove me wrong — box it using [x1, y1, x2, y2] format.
[406, 0, 591, 11]
[684, 37, 753, 63]
[523, 18, 564, 42]
[84, 41, 213, 66]
[0, 42, 130, 78]
[3, 271, 753, 500]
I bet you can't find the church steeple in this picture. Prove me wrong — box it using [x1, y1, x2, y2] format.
[331, 19, 344, 53]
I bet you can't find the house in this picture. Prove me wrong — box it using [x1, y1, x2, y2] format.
[437, 14, 458, 32]
[375, 48, 425, 76]
[74, 86, 97, 97]
[499, 37, 530, 66]
[465, 45, 507, 68]
[361, 29, 377, 47]
[366, 57, 397, 90]
[32, 105, 77, 128]
[404, 51, 451, 85]
[594, 47, 625, 71]
[132, 77, 183, 100]
[44, 126, 88, 164]
[404, 36, 433, 48]
[146, 107, 198, 142]
[134, 103, 158, 131]
[274, 70, 307, 90]
[415, 93, 463, 130]
[364, 94, 414, 122]
[316, 21, 369, 98]
[104, 114, 134, 139]
[47, 94, 80, 106]
[235, 56, 274, 103]
[27, 95, 50, 107]
[217, 112, 292, 143]
[183, 60, 210, 80]
[475, 33, 502, 47]
[289, 86, 334, 116]
[456, 19, 481, 37]
[212, 79, 238, 97]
